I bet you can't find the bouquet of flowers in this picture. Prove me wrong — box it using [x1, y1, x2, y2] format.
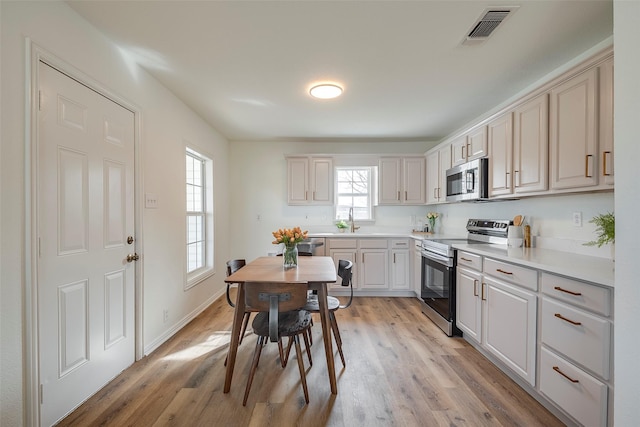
[426, 212, 439, 232]
[272, 227, 308, 248]
[273, 227, 308, 268]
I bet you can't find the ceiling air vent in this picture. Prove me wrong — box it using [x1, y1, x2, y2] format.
[462, 7, 519, 45]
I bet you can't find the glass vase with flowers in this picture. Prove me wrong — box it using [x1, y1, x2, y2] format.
[272, 226, 309, 268]
[427, 212, 439, 233]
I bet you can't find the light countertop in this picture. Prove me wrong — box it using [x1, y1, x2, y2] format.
[453, 243, 615, 288]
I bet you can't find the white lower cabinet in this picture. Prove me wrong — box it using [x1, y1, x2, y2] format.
[391, 239, 410, 290]
[483, 276, 537, 387]
[456, 251, 614, 426]
[540, 347, 608, 427]
[456, 252, 537, 386]
[456, 265, 482, 342]
[327, 238, 391, 291]
[540, 272, 613, 426]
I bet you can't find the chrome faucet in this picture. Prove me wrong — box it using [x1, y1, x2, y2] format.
[348, 207, 360, 233]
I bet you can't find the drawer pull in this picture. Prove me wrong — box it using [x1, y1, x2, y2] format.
[553, 286, 582, 296]
[496, 268, 513, 275]
[554, 313, 582, 326]
[553, 366, 580, 383]
[460, 257, 473, 262]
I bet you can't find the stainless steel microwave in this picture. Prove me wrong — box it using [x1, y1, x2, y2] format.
[445, 158, 489, 202]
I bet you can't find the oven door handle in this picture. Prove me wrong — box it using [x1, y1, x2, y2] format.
[421, 250, 453, 267]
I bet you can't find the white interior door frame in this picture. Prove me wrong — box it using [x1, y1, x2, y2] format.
[24, 39, 144, 426]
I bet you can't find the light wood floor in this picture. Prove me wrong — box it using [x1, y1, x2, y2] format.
[58, 296, 564, 426]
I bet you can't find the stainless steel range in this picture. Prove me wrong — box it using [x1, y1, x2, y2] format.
[420, 219, 509, 336]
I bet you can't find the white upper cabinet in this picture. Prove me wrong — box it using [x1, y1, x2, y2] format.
[426, 145, 451, 204]
[599, 57, 614, 187]
[286, 156, 333, 205]
[487, 112, 514, 197]
[513, 93, 549, 194]
[451, 126, 488, 167]
[549, 68, 598, 190]
[379, 157, 426, 205]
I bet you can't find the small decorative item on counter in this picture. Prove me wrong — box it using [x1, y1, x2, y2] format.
[426, 212, 439, 233]
[584, 212, 615, 260]
[272, 226, 309, 268]
[336, 219, 348, 233]
[523, 224, 532, 248]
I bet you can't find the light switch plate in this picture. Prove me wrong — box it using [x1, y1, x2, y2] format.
[145, 193, 158, 209]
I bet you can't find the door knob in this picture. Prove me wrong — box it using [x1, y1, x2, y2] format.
[126, 253, 139, 263]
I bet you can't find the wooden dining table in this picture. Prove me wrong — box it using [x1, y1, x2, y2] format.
[223, 256, 339, 394]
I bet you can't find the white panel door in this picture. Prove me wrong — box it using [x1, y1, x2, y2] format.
[38, 62, 135, 426]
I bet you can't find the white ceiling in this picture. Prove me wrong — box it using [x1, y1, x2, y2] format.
[67, 1, 613, 142]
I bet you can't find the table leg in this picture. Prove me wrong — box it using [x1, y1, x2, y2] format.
[224, 283, 245, 393]
[317, 282, 337, 394]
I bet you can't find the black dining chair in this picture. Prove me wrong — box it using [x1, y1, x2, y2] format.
[242, 281, 313, 405]
[285, 259, 353, 367]
[224, 259, 250, 366]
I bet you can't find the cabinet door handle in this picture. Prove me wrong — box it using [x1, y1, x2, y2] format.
[397, 191, 401, 201]
[553, 286, 582, 296]
[514, 170, 519, 187]
[405, 190, 408, 201]
[305, 191, 308, 201]
[362, 253, 364, 263]
[603, 151, 611, 176]
[473, 279, 479, 297]
[461, 144, 466, 160]
[552, 366, 579, 383]
[554, 313, 582, 326]
[393, 253, 396, 263]
[585, 154, 593, 178]
[496, 268, 513, 275]
[460, 257, 472, 262]
[505, 171, 510, 189]
[481, 282, 487, 301]
[433, 188, 438, 198]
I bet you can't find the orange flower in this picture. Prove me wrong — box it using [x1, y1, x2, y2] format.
[271, 226, 308, 246]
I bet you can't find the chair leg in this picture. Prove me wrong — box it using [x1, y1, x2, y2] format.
[307, 317, 313, 346]
[243, 336, 265, 406]
[239, 312, 251, 345]
[283, 336, 294, 367]
[278, 338, 286, 368]
[302, 327, 312, 367]
[293, 335, 310, 404]
[329, 312, 346, 367]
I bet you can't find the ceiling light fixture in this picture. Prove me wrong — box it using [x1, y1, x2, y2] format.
[309, 84, 343, 99]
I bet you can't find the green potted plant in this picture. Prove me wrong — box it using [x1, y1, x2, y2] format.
[584, 212, 615, 260]
[336, 219, 349, 233]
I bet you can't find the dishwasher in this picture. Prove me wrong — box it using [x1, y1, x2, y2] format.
[298, 237, 325, 256]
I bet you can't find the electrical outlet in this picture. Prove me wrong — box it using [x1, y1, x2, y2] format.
[572, 211, 582, 227]
[163, 309, 169, 323]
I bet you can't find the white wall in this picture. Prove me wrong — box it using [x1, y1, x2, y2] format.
[613, 1, 640, 424]
[0, 2, 230, 425]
